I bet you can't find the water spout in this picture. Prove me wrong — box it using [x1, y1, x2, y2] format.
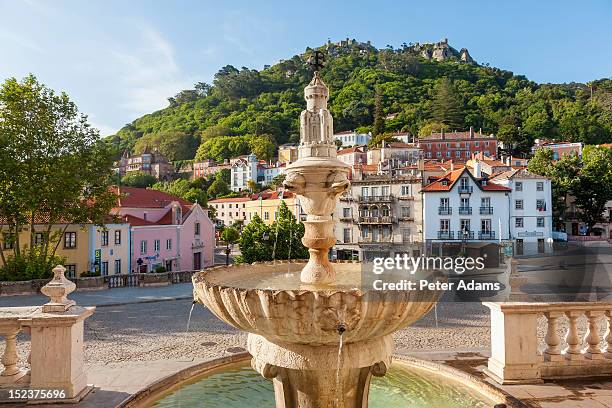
[337, 323, 346, 336]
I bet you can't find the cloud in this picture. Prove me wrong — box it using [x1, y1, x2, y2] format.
[109, 23, 194, 117]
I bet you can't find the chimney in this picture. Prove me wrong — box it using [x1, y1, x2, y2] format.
[474, 160, 482, 178]
[441, 128, 445, 140]
[479, 127, 482, 136]
[469, 126, 474, 139]
[450, 161, 454, 172]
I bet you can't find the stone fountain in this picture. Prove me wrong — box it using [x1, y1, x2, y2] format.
[193, 70, 439, 407]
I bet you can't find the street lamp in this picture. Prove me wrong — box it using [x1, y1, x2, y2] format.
[225, 243, 233, 266]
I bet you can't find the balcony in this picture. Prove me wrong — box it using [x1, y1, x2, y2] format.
[438, 207, 452, 215]
[339, 216, 353, 222]
[398, 215, 414, 222]
[478, 231, 496, 240]
[480, 206, 494, 215]
[458, 206, 472, 215]
[357, 216, 394, 224]
[456, 230, 474, 240]
[458, 186, 473, 194]
[437, 231, 454, 240]
[358, 237, 394, 245]
[357, 195, 394, 203]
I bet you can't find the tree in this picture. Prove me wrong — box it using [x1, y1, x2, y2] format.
[121, 171, 157, 188]
[572, 146, 612, 233]
[133, 131, 198, 161]
[220, 226, 240, 265]
[418, 122, 448, 137]
[0, 75, 117, 279]
[431, 77, 464, 129]
[151, 179, 207, 204]
[249, 134, 276, 161]
[238, 214, 273, 263]
[269, 202, 308, 260]
[207, 178, 230, 198]
[368, 133, 400, 148]
[372, 89, 385, 136]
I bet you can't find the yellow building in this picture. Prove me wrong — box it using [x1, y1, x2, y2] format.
[245, 191, 303, 226]
[278, 144, 298, 164]
[0, 222, 130, 277]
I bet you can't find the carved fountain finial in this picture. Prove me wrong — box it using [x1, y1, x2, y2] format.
[283, 68, 350, 284]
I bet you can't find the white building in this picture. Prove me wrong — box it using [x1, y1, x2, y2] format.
[422, 167, 511, 249]
[333, 131, 372, 147]
[230, 153, 261, 192]
[490, 169, 553, 253]
[262, 163, 286, 185]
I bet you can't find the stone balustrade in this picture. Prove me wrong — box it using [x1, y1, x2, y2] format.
[0, 266, 94, 402]
[484, 302, 612, 384]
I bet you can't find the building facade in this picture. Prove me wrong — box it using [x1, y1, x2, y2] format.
[422, 168, 511, 249]
[208, 197, 251, 227]
[112, 187, 215, 273]
[193, 159, 231, 179]
[334, 173, 423, 261]
[418, 127, 497, 161]
[333, 131, 372, 147]
[113, 148, 173, 180]
[87, 223, 131, 276]
[531, 140, 583, 159]
[230, 154, 263, 192]
[244, 191, 303, 226]
[490, 169, 553, 253]
[278, 144, 298, 164]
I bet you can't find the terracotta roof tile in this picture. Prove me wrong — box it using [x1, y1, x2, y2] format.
[421, 168, 510, 192]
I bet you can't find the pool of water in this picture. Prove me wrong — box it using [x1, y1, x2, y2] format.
[150, 361, 494, 408]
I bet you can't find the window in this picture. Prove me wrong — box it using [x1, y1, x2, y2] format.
[34, 232, 45, 246]
[195, 222, 201, 236]
[515, 200, 523, 210]
[475, 141, 480, 147]
[515, 182, 522, 191]
[515, 217, 524, 228]
[154, 239, 160, 252]
[166, 239, 172, 250]
[114, 230, 121, 245]
[264, 212, 269, 220]
[381, 186, 390, 197]
[140, 240, 147, 254]
[401, 206, 411, 218]
[536, 182, 544, 191]
[361, 187, 369, 197]
[101, 261, 109, 276]
[65, 264, 76, 278]
[456, 151, 461, 157]
[402, 228, 411, 243]
[114, 259, 121, 275]
[456, 142, 461, 148]
[101, 230, 109, 246]
[460, 178, 469, 189]
[440, 219, 450, 232]
[460, 219, 470, 232]
[465, 151, 470, 157]
[343, 228, 351, 243]
[481, 197, 491, 207]
[537, 217, 545, 228]
[64, 232, 77, 248]
[536, 199, 546, 211]
[343, 208, 351, 218]
[436, 152, 441, 158]
[446, 152, 451, 158]
[481, 219, 491, 232]
[485, 141, 489, 147]
[460, 197, 470, 208]
[401, 185, 411, 196]
[381, 206, 390, 217]
[2, 233, 15, 250]
[440, 198, 449, 208]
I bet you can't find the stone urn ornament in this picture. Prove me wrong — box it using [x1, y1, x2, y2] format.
[41, 265, 76, 312]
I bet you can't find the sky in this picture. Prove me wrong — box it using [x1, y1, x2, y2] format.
[0, 0, 611, 136]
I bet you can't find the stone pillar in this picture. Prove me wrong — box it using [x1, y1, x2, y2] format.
[248, 333, 392, 408]
[18, 265, 95, 401]
[483, 302, 542, 384]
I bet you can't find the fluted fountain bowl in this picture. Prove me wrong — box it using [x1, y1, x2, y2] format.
[193, 260, 441, 346]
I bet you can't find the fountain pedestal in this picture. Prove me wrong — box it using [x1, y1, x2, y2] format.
[248, 334, 392, 408]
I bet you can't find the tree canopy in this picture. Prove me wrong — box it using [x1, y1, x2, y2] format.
[106, 40, 612, 159]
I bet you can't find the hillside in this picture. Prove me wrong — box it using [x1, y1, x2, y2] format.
[105, 39, 612, 162]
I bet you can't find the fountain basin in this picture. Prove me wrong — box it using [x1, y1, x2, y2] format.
[141, 355, 513, 408]
[192, 261, 440, 346]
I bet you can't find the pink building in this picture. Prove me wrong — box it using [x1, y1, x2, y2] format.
[112, 187, 215, 273]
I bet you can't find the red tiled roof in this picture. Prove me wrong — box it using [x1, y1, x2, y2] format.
[121, 214, 155, 226]
[113, 187, 192, 209]
[337, 146, 365, 155]
[419, 131, 496, 141]
[250, 190, 295, 200]
[421, 168, 510, 192]
[334, 130, 355, 135]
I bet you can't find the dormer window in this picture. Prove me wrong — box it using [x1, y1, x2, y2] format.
[442, 180, 448, 186]
[481, 179, 487, 186]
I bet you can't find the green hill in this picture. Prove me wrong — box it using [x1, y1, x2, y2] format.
[105, 39, 612, 162]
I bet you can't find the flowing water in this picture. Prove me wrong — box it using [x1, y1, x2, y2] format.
[150, 361, 494, 408]
[335, 332, 344, 407]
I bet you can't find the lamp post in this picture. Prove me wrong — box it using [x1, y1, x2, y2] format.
[225, 243, 233, 266]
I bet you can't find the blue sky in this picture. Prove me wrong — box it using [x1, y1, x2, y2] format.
[1, 0, 611, 136]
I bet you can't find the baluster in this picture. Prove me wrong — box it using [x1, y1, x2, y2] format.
[564, 310, 583, 360]
[605, 311, 612, 359]
[544, 311, 563, 361]
[583, 310, 604, 359]
[1, 326, 21, 378]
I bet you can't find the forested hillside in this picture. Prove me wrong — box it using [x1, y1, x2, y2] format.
[105, 39, 612, 162]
